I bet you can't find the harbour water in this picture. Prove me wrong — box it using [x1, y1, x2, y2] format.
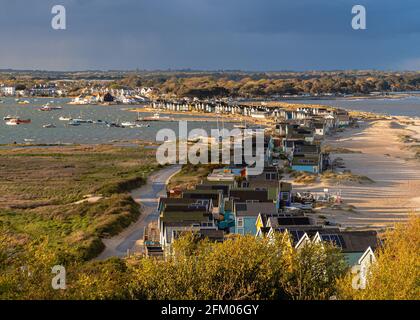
[0, 98, 235, 145]
[2, 96, 419, 145]
[283, 95, 420, 117]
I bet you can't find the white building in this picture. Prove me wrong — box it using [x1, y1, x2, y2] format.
[1, 86, 16, 96]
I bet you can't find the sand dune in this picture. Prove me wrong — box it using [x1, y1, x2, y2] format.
[291, 118, 420, 230]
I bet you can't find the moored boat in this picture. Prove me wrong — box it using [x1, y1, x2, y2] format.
[121, 121, 137, 127]
[3, 115, 15, 121]
[59, 116, 72, 121]
[5, 118, 31, 125]
[43, 123, 56, 128]
[142, 113, 172, 121]
[67, 120, 81, 126]
[39, 103, 62, 111]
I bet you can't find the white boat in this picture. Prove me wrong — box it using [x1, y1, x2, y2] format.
[5, 120, 18, 126]
[142, 113, 171, 121]
[24, 139, 35, 142]
[43, 123, 56, 128]
[3, 115, 15, 121]
[39, 103, 62, 111]
[135, 123, 150, 128]
[121, 121, 137, 127]
[59, 116, 72, 121]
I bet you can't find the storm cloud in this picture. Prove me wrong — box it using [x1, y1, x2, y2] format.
[0, 0, 419, 71]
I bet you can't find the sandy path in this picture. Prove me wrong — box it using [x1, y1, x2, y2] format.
[290, 118, 420, 229]
[95, 164, 182, 260]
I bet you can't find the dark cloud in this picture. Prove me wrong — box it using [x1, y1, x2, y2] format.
[0, 0, 420, 70]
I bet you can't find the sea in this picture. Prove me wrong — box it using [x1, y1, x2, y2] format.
[0, 98, 235, 145]
[282, 95, 420, 118]
[1, 95, 419, 145]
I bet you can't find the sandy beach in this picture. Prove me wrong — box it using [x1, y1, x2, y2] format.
[289, 117, 420, 230]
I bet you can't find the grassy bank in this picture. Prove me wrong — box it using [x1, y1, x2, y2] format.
[167, 163, 224, 190]
[0, 144, 158, 261]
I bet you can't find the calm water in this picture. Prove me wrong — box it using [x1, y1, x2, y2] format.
[283, 95, 420, 117]
[0, 98, 235, 145]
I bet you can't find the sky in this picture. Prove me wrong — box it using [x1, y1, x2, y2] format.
[1, 0, 420, 71]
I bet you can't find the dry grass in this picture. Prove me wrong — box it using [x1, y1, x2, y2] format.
[168, 163, 224, 190]
[321, 170, 374, 185]
[0, 144, 159, 261]
[290, 171, 318, 184]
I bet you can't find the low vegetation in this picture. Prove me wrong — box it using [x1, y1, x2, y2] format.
[1, 215, 418, 300]
[322, 145, 362, 154]
[0, 145, 158, 262]
[167, 163, 224, 190]
[290, 171, 318, 184]
[338, 215, 420, 300]
[0, 233, 347, 300]
[321, 170, 374, 185]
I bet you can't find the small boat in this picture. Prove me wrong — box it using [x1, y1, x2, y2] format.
[43, 123, 56, 128]
[39, 103, 62, 111]
[72, 118, 93, 123]
[5, 118, 31, 125]
[0, 100, 4, 104]
[142, 113, 171, 121]
[67, 120, 81, 126]
[93, 120, 107, 125]
[59, 116, 72, 121]
[18, 100, 30, 104]
[135, 123, 150, 128]
[121, 121, 137, 127]
[24, 138, 35, 142]
[3, 115, 15, 121]
[39, 105, 53, 111]
[106, 122, 122, 128]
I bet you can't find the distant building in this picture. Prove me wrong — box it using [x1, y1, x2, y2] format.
[0, 86, 15, 96]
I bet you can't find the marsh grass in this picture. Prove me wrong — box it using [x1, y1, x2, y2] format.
[0, 144, 158, 261]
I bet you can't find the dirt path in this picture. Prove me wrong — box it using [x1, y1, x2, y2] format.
[95, 164, 182, 260]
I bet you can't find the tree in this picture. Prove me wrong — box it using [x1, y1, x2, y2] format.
[127, 233, 346, 300]
[337, 215, 420, 300]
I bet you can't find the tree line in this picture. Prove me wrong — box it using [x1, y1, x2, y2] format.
[3, 70, 420, 99]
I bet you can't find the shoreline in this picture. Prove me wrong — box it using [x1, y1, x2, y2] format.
[2, 104, 419, 233]
[288, 116, 420, 230]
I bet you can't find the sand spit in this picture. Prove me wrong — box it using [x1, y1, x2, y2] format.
[291, 117, 420, 230]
